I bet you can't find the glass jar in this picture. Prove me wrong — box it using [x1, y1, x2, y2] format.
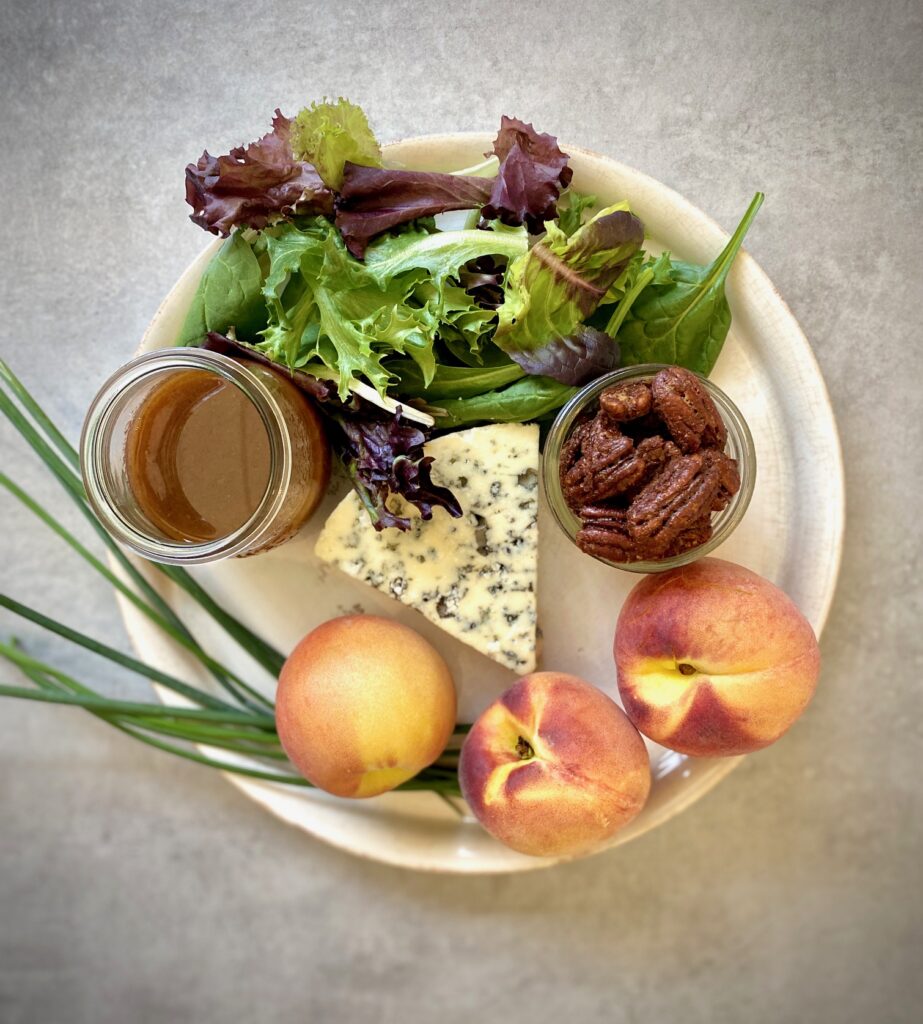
[542, 364, 756, 573]
[80, 349, 330, 564]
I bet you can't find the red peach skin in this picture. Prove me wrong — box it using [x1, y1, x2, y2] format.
[615, 558, 820, 757]
[459, 673, 651, 858]
[276, 615, 457, 797]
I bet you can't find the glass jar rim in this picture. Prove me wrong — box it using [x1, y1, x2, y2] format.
[80, 349, 293, 565]
[541, 363, 756, 573]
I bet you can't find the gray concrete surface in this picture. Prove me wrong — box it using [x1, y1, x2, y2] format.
[1, 0, 921, 1021]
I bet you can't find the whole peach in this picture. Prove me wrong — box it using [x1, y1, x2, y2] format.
[275, 615, 456, 797]
[615, 558, 820, 756]
[459, 672, 651, 858]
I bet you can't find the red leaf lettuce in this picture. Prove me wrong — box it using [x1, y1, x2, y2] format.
[335, 164, 494, 257]
[482, 116, 573, 232]
[185, 111, 333, 236]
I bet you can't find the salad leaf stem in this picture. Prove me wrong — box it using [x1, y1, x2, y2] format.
[604, 265, 656, 338]
[449, 156, 499, 178]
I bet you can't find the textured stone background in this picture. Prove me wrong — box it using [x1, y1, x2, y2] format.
[1, 1, 921, 1021]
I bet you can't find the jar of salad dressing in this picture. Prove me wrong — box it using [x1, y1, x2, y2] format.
[80, 349, 330, 564]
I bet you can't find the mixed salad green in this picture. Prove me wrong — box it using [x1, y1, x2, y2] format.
[180, 98, 762, 529]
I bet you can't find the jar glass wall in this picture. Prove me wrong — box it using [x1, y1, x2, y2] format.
[80, 349, 329, 564]
[542, 364, 756, 573]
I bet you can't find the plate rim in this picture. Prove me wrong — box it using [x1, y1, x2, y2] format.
[124, 133, 845, 874]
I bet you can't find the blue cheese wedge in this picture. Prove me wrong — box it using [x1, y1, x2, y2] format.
[315, 423, 539, 673]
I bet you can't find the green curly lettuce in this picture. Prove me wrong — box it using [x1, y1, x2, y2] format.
[291, 98, 382, 189]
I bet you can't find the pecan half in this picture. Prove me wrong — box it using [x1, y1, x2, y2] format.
[662, 515, 714, 557]
[635, 434, 682, 474]
[614, 435, 682, 502]
[558, 417, 592, 478]
[651, 366, 727, 453]
[576, 507, 633, 561]
[628, 451, 723, 556]
[577, 505, 664, 562]
[560, 414, 640, 509]
[708, 448, 741, 511]
[600, 381, 652, 422]
[577, 501, 626, 524]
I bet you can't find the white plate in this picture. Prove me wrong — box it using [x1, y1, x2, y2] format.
[118, 134, 844, 873]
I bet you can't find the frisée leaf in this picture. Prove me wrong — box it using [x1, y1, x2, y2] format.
[251, 219, 525, 401]
[557, 189, 597, 238]
[291, 98, 382, 189]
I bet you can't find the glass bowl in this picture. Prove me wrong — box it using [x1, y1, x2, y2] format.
[542, 364, 756, 573]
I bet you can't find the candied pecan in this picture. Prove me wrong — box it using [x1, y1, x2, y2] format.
[652, 366, 727, 453]
[560, 366, 743, 564]
[628, 451, 723, 556]
[636, 435, 681, 472]
[577, 528, 632, 562]
[558, 418, 592, 478]
[600, 381, 652, 422]
[606, 438, 684, 505]
[580, 503, 629, 523]
[662, 515, 714, 556]
[576, 507, 633, 561]
[560, 414, 641, 509]
[707, 448, 741, 511]
[577, 506, 664, 562]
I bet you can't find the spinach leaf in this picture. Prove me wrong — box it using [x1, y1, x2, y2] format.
[177, 277, 207, 344]
[617, 193, 763, 374]
[586, 250, 674, 338]
[176, 232, 267, 345]
[433, 376, 576, 428]
[389, 359, 525, 400]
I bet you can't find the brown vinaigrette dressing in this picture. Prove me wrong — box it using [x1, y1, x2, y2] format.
[125, 369, 271, 542]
